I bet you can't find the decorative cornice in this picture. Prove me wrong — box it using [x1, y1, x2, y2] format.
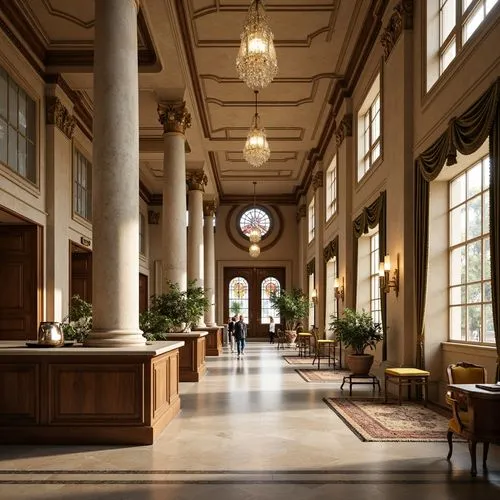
[203, 200, 217, 217]
[312, 171, 324, 191]
[147, 210, 160, 225]
[335, 113, 353, 147]
[306, 259, 315, 276]
[46, 96, 75, 139]
[157, 101, 191, 134]
[296, 203, 307, 222]
[380, 0, 414, 61]
[186, 169, 208, 192]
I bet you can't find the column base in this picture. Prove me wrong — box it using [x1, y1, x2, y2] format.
[84, 329, 146, 347]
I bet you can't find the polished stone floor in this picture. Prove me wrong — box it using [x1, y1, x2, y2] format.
[0, 343, 499, 499]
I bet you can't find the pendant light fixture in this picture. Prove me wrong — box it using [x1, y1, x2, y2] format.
[248, 181, 261, 243]
[236, 0, 278, 90]
[243, 90, 270, 168]
[249, 243, 261, 258]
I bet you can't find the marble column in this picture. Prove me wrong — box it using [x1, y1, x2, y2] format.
[187, 170, 207, 326]
[157, 101, 191, 291]
[203, 200, 217, 326]
[86, 0, 144, 346]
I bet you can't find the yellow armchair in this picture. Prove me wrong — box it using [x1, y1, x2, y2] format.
[446, 362, 488, 476]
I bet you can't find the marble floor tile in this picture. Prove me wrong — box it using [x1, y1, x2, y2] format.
[0, 343, 498, 499]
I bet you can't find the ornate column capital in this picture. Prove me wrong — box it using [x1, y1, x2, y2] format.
[296, 204, 307, 222]
[203, 200, 217, 217]
[312, 170, 324, 191]
[157, 101, 192, 134]
[46, 96, 75, 139]
[380, 0, 414, 61]
[186, 169, 208, 192]
[335, 113, 353, 147]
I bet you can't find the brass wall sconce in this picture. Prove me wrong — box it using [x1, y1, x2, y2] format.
[311, 288, 318, 305]
[333, 276, 345, 301]
[379, 254, 399, 296]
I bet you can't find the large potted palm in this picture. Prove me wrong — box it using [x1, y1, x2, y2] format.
[269, 288, 310, 344]
[329, 308, 383, 375]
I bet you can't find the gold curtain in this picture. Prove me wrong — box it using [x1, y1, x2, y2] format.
[352, 191, 387, 360]
[414, 78, 500, 378]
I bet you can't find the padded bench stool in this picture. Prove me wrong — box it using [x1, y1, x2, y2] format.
[384, 368, 430, 406]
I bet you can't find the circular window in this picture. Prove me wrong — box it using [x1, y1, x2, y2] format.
[238, 206, 272, 239]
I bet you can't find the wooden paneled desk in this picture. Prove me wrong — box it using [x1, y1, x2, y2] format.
[448, 383, 500, 475]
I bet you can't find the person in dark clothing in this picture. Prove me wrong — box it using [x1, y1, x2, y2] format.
[268, 316, 275, 344]
[234, 315, 247, 358]
[227, 316, 236, 353]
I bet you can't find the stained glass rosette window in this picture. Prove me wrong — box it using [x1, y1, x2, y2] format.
[261, 277, 280, 324]
[239, 207, 271, 239]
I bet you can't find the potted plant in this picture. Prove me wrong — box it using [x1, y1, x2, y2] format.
[149, 280, 209, 332]
[139, 310, 173, 341]
[329, 308, 383, 375]
[61, 295, 92, 343]
[269, 288, 310, 344]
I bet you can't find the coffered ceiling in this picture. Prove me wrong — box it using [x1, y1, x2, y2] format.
[0, 0, 386, 204]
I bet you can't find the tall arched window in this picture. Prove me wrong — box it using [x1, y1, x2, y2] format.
[228, 277, 249, 320]
[261, 277, 280, 324]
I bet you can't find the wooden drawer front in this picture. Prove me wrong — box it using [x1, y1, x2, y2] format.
[0, 364, 38, 424]
[49, 364, 144, 424]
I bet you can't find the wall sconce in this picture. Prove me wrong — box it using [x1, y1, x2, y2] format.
[311, 288, 318, 304]
[333, 276, 345, 301]
[379, 254, 399, 296]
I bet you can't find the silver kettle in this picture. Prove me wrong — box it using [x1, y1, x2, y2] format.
[38, 322, 64, 346]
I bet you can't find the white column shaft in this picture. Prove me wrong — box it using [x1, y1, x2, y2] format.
[204, 214, 216, 326]
[187, 189, 204, 286]
[87, 0, 143, 346]
[162, 133, 187, 291]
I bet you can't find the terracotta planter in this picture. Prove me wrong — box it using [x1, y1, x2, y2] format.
[346, 354, 374, 375]
[285, 330, 297, 345]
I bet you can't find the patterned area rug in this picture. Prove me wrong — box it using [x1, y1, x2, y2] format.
[324, 398, 453, 442]
[283, 356, 316, 365]
[296, 369, 350, 382]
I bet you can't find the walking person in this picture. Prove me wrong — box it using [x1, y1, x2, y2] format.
[268, 316, 275, 344]
[234, 315, 247, 358]
[227, 317, 236, 353]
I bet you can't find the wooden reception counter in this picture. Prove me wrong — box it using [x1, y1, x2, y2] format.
[165, 331, 207, 382]
[0, 340, 184, 445]
[194, 326, 223, 356]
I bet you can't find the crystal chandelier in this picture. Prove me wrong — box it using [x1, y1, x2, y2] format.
[248, 181, 261, 243]
[243, 91, 270, 168]
[249, 243, 261, 258]
[236, 0, 278, 90]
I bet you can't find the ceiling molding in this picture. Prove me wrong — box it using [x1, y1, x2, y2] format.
[0, 3, 159, 72]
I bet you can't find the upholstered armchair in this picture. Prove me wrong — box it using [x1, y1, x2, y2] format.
[446, 362, 488, 476]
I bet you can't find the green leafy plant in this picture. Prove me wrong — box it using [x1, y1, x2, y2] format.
[230, 301, 242, 317]
[269, 288, 310, 331]
[139, 310, 173, 341]
[62, 295, 92, 343]
[149, 280, 209, 331]
[329, 308, 383, 355]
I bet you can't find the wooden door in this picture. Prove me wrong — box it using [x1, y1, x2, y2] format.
[70, 249, 92, 304]
[224, 267, 285, 339]
[139, 273, 148, 313]
[0, 225, 40, 340]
